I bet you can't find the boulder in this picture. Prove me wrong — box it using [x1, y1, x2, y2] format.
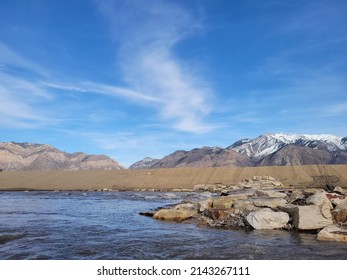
[228, 189, 257, 199]
[203, 209, 235, 221]
[317, 225, 347, 242]
[333, 186, 346, 195]
[336, 199, 347, 210]
[153, 208, 196, 222]
[280, 204, 333, 230]
[256, 189, 288, 199]
[306, 192, 333, 209]
[233, 199, 261, 212]
[306, 192, 333, 219]
[246, 208, 289, 230]
[173, 203, 195, 211]
[327, 194, 347, 208]
[252, 197, 287, 209]
[332, 209, 347, 224]
[238, 182, 260, 189]
[195, 198, 213, 212]
[288, 190, 306, 203]
[212, 196, 234, 209]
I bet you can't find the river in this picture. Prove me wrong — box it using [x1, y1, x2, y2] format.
[0, 191, 346, 259]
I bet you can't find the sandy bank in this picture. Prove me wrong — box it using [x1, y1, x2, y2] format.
[0, 165, 346, 191]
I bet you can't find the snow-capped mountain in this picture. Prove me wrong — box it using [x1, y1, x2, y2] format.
[128, 157, 160, 169]
[228, 133, 347, 159]
[130, 133, 347, 169]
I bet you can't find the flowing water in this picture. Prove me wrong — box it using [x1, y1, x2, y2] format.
[0, 191, 346, 260]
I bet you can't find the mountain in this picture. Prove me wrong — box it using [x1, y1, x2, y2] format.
[0, 142, 123, 171]
[129, 133, 347, 169]
[128, 157, 160, 169]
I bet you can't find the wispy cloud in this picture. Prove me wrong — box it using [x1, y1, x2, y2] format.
[0, 51, 55, 128]
[0, 42, 47, 77]
[97, 0, 214, 133]
[42, 81, 163, 103]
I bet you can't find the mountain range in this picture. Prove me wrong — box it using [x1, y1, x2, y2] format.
[129, 133, 347, 169]
[1, 133, 347, 171]
[0, 142, 123, 171]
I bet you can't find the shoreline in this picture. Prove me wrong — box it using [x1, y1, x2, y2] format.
[1, 164, 347, 191]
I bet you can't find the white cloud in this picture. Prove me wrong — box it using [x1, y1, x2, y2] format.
[0, 73, 55, 128]
[42, 81, 163, 103]
[97, 0, 214, 133]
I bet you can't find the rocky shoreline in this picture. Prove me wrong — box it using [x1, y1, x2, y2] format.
[143, 176, 347, 242]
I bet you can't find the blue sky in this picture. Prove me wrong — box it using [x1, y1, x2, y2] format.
[0, 0, 346, 167]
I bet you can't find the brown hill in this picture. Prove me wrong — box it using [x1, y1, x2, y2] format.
[0, 142, 123, 171]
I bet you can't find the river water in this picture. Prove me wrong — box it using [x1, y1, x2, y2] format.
[0, 191, 346, 260]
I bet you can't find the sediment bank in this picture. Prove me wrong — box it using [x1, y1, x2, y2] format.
[0, 164, 346, 191]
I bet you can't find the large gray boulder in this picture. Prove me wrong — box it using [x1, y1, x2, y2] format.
[281, 204, 333, 230]
[246, 208, 289, 229]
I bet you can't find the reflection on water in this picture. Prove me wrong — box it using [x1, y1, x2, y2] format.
[0, 191, 346, 260]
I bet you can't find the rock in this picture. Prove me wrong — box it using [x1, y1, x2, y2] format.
[228, 189, 257, 199]
[203, 209, 235, 221]
[317, 225, 347, 242]
[193, 184, 224, 193]
[153, 208, 197, 222]
[238, 182, 260, 189]
[173, 203, 195, 211]
[246, 208, 289, 230]
[333, 186, 346, 195]
[306, 192, 333, 219]
[336, 198, 347, 210]
[256, 189, 288, 199]
[212, 196, 234, 209]
[306, 192, 333, 209]
[233, 199, 261, 212]
[280, 204, 333, 230]
[288, 190, 306, 203]
[195, 198, 213, 212]
[139, 212, 154, 217]
[252, 197, 287, 209]
[327, 193, 347, 207]
[332, 209, 347, 224]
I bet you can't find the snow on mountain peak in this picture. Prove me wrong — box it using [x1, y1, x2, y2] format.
[229, 133, 346, 158]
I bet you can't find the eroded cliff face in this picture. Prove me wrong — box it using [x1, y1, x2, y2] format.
[0, 142, 123, 171]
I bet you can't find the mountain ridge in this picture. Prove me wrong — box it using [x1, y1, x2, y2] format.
[0, 141, 123, 171]
[129, 133, 347, 169]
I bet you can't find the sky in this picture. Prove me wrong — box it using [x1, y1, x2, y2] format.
[0, 0, 346, 167]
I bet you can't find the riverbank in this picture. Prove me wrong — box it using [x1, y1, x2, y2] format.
[0, 165, 347, 191]
[148, 175, 347, 242]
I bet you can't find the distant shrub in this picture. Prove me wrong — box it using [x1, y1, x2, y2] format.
[305, 164, 341, 192]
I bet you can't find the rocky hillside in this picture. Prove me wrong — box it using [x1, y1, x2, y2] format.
[129, 133, 347, 169]
[0, 142, 123, 171]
